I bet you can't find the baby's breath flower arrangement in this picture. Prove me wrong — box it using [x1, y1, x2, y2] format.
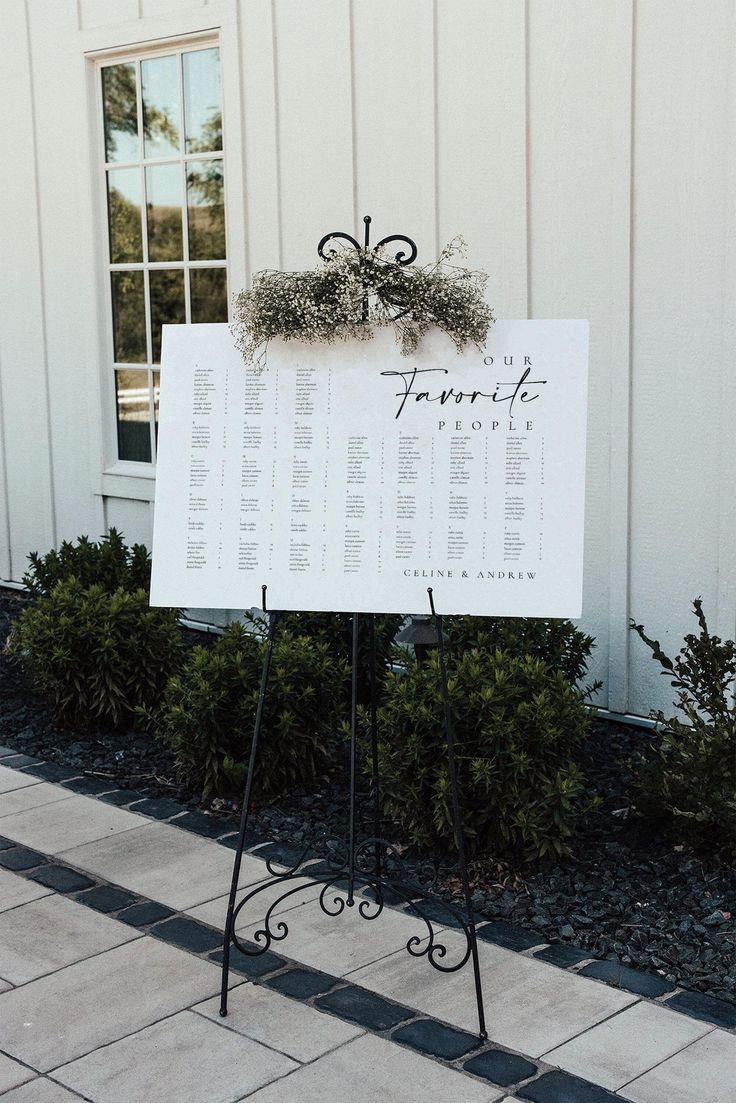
[232, 238, 494, 371]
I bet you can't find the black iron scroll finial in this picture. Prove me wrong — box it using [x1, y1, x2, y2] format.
[317, 215, 418, 266]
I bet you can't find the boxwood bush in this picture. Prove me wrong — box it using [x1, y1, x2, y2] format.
[23, 527, 151, 597]
[631, 599, 736, 854]
[444, 615, 596, 686]
[370, 648, 593, 860]
[247, 610, 402, 703]
[6, 578, 180, 727]
[149, 621, 348, 799]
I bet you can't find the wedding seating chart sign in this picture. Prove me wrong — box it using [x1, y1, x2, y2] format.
[150, 321, 588, 616]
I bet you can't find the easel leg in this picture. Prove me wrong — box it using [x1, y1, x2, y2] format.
[219, 599, 279, 1017]
[369, 614, 383, 902]
[427, 588, 488, 1040]
[347, 612, 359, 906]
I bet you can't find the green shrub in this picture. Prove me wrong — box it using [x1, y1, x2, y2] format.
[444, 615, 596, 686]
[149, 622, 348, 800]
[6, 578, 180, 727]
[631, 599, 736, 853]
[369, 648, 593, 861]
[247, 610, 402, 703]
[23, 528, 151, 597]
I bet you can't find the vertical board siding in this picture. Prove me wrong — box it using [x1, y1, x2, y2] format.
[27, 0, 101, 549]
[239, 0, 281, 278]
[79, 0, 139, 29]
[272, 0, 354, 269]
[0, 0, 56, 578]
[434, 0, 527, 318]
[1, 0, 734, 716]
[352, 0, 437, 259]
[526, 0, 634, 709]
[627, 0, 735, 716]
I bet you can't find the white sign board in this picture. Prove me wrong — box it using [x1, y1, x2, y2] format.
[151, 321, 588, 616]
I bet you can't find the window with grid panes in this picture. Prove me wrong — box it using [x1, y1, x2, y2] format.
[101, 45, 227, 463]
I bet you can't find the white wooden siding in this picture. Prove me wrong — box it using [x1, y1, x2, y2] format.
[0, 0, 734, 716]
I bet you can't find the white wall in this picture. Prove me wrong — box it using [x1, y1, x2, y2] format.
[0, 0, 734, 715]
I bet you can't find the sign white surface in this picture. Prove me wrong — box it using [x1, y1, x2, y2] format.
[151, 321, 588, 616]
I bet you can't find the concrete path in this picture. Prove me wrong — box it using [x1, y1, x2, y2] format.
[0, 761, 732, 1102]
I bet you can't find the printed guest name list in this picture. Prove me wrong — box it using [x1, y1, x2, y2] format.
[151, 321, 588, 616]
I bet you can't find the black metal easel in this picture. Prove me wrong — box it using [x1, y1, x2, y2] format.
[219, 220, 487, 1039]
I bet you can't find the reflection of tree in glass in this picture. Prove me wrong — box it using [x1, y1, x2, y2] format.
[187, 110, 222, 154]
[103, 64, 180, 159]
[111, 271, 146, 363]
[191, 269, 228, 323]
[150, 271, 185, 363]
[188, 156, 225, 259]
[108, 187, 142, 263]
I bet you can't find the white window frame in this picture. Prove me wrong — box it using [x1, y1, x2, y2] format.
[84, 12, 246, 501]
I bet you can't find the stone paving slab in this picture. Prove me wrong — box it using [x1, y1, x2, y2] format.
[54, 1009, 297, 1103]
[349, 926, 636, 1056]
[239, 893, 445, 977]
[621, 1028, 736, 1103]
[185, 876, 322, 932]
[195, 982, 364, 1061]
[0, 936, 230, 1072]
[0, 1082, 86, 1102]
[0, 1053, 35, 1093]
[0, 892, 139, 985]
[544, 999, 712, 1090]
[0, 782, 74, 819]
[0, 763, 731, 1103]
[0, 765, 42, 793]
[244, 1032, 504, 1102]
[58, 822, 271, 911]
[0, 867, 53, 912]
[0, 795, 147, 853]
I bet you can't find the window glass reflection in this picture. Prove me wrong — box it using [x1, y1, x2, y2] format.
[111, 271, 146, 362]
[187, 159, 225, 259]
[102, 63, 139, 163]
[141, 54, 180, 159]
[150, 269, 185, 363]
[146, 164, 183, 261]
[183, 48, 222, 153]
[190, 268, 228, 323]
[116, 369, 152, 462]
[107, 168, 142, 264]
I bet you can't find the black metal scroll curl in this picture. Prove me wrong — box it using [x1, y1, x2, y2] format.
[317, 214, 418, 266]
[227, 839, 477, 976]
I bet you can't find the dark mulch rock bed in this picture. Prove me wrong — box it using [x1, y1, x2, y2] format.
[1, 585, 734, 1005]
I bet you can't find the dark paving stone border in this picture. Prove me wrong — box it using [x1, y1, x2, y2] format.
[664, 989, 736, 1030]
[392, 1018, 480, 1061]
[29, 864, 95, 893]
[20, 762, 80, 782]
[9, 759, 736, 1043]
[60, 776, 118, 797]
[534, 944, 591, 968]
[265, 966, 338, 1000]
[477, 919, 546, 952]
[315, 984, 414, 1032]
[464, 1046, 538, 1087]
[518, 1069, 620, 1102]
[2, 757, 735, 1096]
[579, 959, 675, 999]
[0, 846, 49, 870]
[0, 821, 727, 1099]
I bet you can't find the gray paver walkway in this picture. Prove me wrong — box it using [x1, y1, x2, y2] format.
[0, 764, 733, 1102]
